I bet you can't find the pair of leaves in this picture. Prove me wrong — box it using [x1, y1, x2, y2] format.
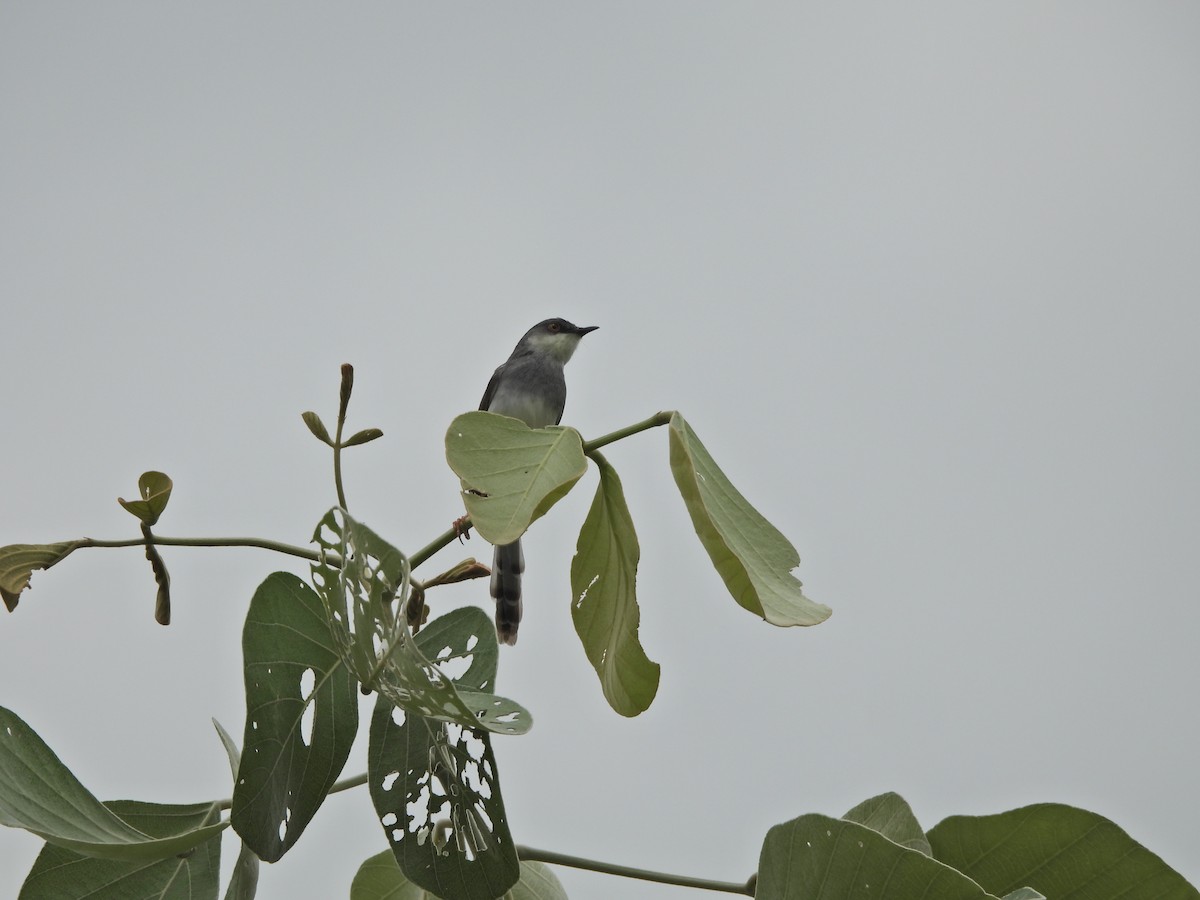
[445, 410, 831, 717]
[757, 792, 1198, 900]
[231, 511, 529, 869]
[0, 705, 228, 899]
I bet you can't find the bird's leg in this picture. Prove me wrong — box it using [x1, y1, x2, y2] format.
[452, 514, 472, 543]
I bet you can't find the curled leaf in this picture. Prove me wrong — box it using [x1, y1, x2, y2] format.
[117, 471, 173, 526]
[0, 541, 83, 611]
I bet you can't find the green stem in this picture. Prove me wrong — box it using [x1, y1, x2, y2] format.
[583, 411, 674, 454]
[215, 769, 367, 812]
[516, 845, 755, 895]
[408, 521, 469, 571]
[78, 536, 327, 564]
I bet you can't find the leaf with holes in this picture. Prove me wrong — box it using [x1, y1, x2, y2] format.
[0, 706, 227, 861]
[668, 412, 831, 627]
[0, 541, 82, 611]
[368, 606, 520, 900]
[570, 453, 659, 717]
[351, 849, 567, 900]
[757, 812, 1002, 900]
[445, 412, 587, 546]
[928, 804, 1199, 900]
[843, 792, 932, 856]
[310, 509, 531, 736]
[230, 572, 358, 863]
[20, 799, 222, 899]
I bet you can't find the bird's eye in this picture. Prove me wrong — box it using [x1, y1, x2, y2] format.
[547, 322, 560, 333]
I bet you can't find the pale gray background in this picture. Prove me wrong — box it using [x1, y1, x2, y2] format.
[2, 4, 1198, 898]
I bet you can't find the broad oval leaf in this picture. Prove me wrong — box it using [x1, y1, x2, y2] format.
[117, 471, 173, 526]
[19, 799, 223, 900]
[928, 804, 1199, 900]
[758, 813, 1001, 900]
[351, 850, 566, 900]
[230, 572, 359, 863]
[668, 412, 831, 627]
[368, 607, 520, 900]
[0, 706, 227, 861]
[570, 453, 660, 717]
[843, 792, 932, 856]
[445, 411, 587, 546]
[0, 541, 82, 611]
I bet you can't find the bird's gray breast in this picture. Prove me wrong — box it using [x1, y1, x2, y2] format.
[484, 358, 567, 428]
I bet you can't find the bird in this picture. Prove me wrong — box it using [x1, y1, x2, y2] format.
[478, 317, 598, 645]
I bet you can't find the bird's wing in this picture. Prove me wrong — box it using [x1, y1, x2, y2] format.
[479, 362, 507, 411]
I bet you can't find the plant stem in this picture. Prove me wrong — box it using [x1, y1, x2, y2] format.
[516, 845, 755, 895]
[215, 770, 367, 812]
[78, 536, 328, 565]
[408, 522, 469, 571]
[583, 410, 674, 454]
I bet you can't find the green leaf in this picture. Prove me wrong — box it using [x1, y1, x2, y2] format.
[445, 411, 587, 546]
[211, 720, 261, 900]
[928, 804, 1200, 900]
[0, 705, 227, 861]
[570, 453, 660, 717]
[843, 792, 932, 856]
[117, 471, 173, 526]
[230, 572, 359, 863]
[343, 427, 384, 447]
[20, 800, 222, 900]
[1002, 890, 1046, 900]
[310, 509, 531, 736]
[0, 541, 83, 611]
[368, 607, 519, 900]
[351, 850, 566, 900]
[668, 412, 831, 627]
[757, 813, 1001, 900]
[302, 411, 334, 445]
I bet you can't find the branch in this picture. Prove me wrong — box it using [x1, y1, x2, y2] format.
[517, 845, 755, 895]
[583, 411, 674, 455]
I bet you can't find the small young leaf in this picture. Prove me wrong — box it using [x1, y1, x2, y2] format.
[570, 453, 660, 717]
[668, 412, 831, 627]
[758, 813, 1001, 900]
[231, 572, 359, 863]
[0, 541, 82, 611]
[843, 792, 932, 856]
[445, 411, 587, 546]
[343, 427, 384, 447]
[20, 800, 223, 900]
[117, 471, 173, 526]
[302, 410, 334, 445]
[0, 706, 227, 860]
[928, 804, 1200, 899]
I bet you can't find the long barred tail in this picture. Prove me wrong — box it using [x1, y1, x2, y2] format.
[491, 540, 524, 645]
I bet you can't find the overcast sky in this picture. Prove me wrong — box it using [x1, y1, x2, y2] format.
[2, 4, 1198, 898]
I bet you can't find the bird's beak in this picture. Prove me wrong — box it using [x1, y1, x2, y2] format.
[576, 325, 599, 336]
